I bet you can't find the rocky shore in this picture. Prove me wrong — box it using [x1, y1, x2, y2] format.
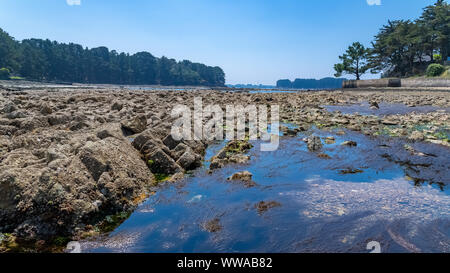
[0, 86, 449, 251]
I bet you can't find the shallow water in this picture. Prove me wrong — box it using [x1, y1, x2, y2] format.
[80, 129, 450, 253]
[249, 90, 297, 94]
[323, 102, 450, 116]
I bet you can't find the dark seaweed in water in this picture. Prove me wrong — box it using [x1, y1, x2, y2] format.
[80, 129, 450, 253]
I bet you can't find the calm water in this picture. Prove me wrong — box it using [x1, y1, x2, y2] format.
[248, 90, 297, 94]
[80, 129, 450, 253]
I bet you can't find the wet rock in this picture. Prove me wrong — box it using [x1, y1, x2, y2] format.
[324, 136, 335, 144]
[0, 86, 448, 250]
[132, 130, 157, 151]
[202, 218, 222, 233]
[306, 135, 322, 151]
[370, 101, 379, 110]
[341, 141, 357, 147]
[171, 143, 189, 161]
[255, 201, 281, 215]
[339, 168, 364, 174]
[281, 126, 298, 137]
[145, 148, 182, 175]
[227, 171, 257, 188]
[121, 115, 147, 134]
[176, 148, 202, 171]
[318, 153, 331, 159]
[163, 134, 181, 150]
[210, 141, 253, 170]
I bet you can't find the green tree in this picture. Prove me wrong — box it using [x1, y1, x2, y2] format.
[0, 68, 11, 80]
[419, 0, 450, 62]
[0, 28, 19, 71]
[0, 27, 226, 86]
[334, 42, 372, 80]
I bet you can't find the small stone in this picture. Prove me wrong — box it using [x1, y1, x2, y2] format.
[227, 171, 257, 188]
[341, 141, 357, 147]
[255, 201, 281, 215]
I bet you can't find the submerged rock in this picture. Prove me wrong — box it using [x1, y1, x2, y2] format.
[255, 201, 282, 215]
[306, 135, 322, 151]
[202, 218, 222, 233]
[339, 168, 364, 174]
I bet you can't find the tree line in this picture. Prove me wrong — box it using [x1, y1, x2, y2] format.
[0, 28, 225, 86]
[335, 0, 449, 80]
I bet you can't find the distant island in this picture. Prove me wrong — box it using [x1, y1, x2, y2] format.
[0, 28, 225, 86]
[276, 77, 347, 89]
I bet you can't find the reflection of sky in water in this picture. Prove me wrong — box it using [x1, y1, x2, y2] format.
[284, 176, 450, 224]
[249, 90, 297, 94]
[81, 129, 450, 253]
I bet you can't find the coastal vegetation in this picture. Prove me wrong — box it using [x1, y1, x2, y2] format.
[335, 0, 449, 79]
[334, 42, 371, 80]
[0, 28, 225, 86]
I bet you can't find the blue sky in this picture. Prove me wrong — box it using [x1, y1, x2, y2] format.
[0, 0, 436, 84]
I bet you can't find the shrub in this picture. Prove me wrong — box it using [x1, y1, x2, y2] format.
[426, 63, 445, 77]
[433, 54, 442, 63]
[0, 68, 10, 80]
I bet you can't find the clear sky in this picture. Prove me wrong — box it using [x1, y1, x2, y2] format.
[0, 0, 436, 85]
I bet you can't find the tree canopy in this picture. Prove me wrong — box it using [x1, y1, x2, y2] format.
[0, 28, 225, 86]
[334, 42, 371, 80]
[335, 0, 449, 79]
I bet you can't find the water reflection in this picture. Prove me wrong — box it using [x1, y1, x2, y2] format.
[80, 129, 450, 253]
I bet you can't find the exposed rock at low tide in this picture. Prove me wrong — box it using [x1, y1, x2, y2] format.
[0, 86, 448, 250]
[306, 135, 322, 151]
[227, 171, 257, 188]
